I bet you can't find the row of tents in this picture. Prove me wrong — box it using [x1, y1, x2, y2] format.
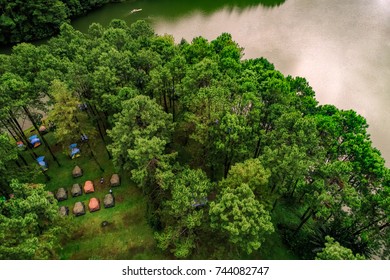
[56, 174, 120, 201]
[18, 134, 81, 161]
[55, 181, 96, 201]
[59, 194, 115, 216]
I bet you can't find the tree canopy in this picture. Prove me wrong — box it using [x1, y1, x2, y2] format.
[0, 19, 389, 260]
[0, 180, 70, 259]
[0, 0, 116, 45]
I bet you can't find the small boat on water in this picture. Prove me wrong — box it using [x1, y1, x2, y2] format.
[129, 8, 142, 14]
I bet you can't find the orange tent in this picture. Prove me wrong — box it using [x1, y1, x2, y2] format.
[84, 180, 95, 194]
[88, 198, 100, 212]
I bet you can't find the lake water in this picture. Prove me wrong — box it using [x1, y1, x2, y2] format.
[11, 0, 390, 164]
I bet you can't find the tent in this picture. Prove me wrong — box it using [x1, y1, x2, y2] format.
[72, 165, 83, 178]
[88, 198, 100, 212]
[56, 188, 68, 201]
[17, 141, 25, 150]
[81, 133, 88, 142]
[39, 125, 48, 134]
[84, 180, 95, 194]
[110, 174, 121, 187]
[29, 135, 41, 148]
[36, 156, 48, 171]
[104, 193, 115, 208]
[71, 183, 82, 197]
[59, 206, 69, 216]
[69, 143, 80, 159]
[73, 202, 85, 216]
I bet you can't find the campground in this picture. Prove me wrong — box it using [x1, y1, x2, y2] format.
[25, 131, 166, 260]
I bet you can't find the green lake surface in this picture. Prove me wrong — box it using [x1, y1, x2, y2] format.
[10, 0, 390, 164]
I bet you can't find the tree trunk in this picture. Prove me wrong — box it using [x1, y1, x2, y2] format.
[22, 106, 60, 167]
[94, 116, 112, 159]
[294, 209, 316, 236]
[8, 115, 38, 159]
[270, 182, 278, 194]
[99, 110, 109, 133]
[352, 216, 386, 237]
[289, 179, 300, 198]
[42, 171, 51, 181]
[1, 119, 18, 141]
[18, 154, 28, 166]
[163, 90, 168, 113]
[89, 103, 108, 134]
[223, 153, 231, 178]
[271, 199, 278, 212]
[379, 223, 389, 231]
[253, 136, 261, 158]
[171, 80, 176, 122]
[300, 206, 312, 221]
[9, 115, 29, 144]
[85, 141, 104, 172]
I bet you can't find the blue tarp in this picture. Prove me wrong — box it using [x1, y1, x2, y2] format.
[69, 143, 80, 159]
[29, 135, 41, 146]
[37, 156, 45, 162]
[36, 156, 48, 171]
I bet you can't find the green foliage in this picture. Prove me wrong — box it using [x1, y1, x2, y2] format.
[48, 79, 95, 150]
[0, 0, 116, 45]
[0, 133, 38, 196]
[155, 168, 213, 258]
[107, 95, 174, 185]
[210, 182, 274, 254]
[224, 158, 271, 204]
[1, 19, 389, 260]
[0, 180, 71, 259]
[316, 236, 365, 260]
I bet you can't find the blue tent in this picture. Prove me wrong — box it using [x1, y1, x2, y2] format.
[29, 135, 41, 148]
[69, 143, 80, 159]
[36, 156, 48, 171]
